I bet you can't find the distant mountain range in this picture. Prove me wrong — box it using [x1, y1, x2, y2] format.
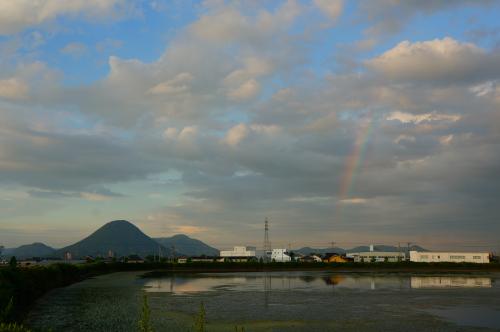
[1, 219, 429, 260]
[1, 220, 219, 260]
[293, 245, 427, 256]
[154, 234, 219, 257]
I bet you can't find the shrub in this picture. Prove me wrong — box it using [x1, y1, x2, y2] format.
[193, 302, 206, 332]
[138, 295, 154, 332]
[0, 323, 32, 332]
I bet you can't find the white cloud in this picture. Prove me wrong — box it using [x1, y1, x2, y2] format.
[0, 61, 60, 101]
[313, 0, 343, 20]
[0, 0, 132, 35]
[387, 111, 461, 124]
[394, 135, 416, 144]
[60, 42, 87, 57]
[360, 0, 494, 36]
[224, 123, 249, 147]
[338, 197, 369, 204]
[148, 72, 194, 96]
[163, 127, 179, 140]
[367, 37, 500, 84]
[0, 78, 28, 100]
[439, 134, 454, 146]
[189, 1, 300, 44]
[226, 79, 260, 101]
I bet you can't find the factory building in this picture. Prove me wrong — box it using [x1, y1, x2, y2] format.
[409, 251, 490, 263]
[346, 245, 405, 262]
[220, 246, 256, 258]
[347, 251, 406, 263]
[271, 249, 291, 262]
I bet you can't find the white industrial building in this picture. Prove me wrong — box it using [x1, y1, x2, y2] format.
[271, 249, 291, 262]
[409, 251, 490, 263]
[346, 245, 405, 262]
[347, 251, 406, 263]
[220, 246, 256, 258]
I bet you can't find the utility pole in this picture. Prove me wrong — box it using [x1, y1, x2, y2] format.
[171, 245, 175, 262]
[406, 242, 412, 261]
[331, 241, 336, 251]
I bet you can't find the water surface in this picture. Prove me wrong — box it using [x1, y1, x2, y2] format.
[28, 271, 500, 331]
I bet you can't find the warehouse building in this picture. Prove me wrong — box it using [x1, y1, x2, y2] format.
[409, 251, 490, 263]
[271, 249, 291, 262]
[220, 246, 256, 261]
[347, 251, 406, 263]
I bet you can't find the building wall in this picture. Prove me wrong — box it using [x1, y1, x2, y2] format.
[410, 251, 489, 263]
[220, 246, 256, 257]
[348, 251, 406, 263]
[271, 249, 291, 262]
[325, 255, 350, 263]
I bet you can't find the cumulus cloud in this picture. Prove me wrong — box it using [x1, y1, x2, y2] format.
[0, 78, 28, 100]
[224, 123, 249, 147]
[367, 37, 500, 84]
[2, 2, 500, 248]
[226, 79, 260, 101]
[148, 72, 194, 96]
[190, 1, 301, 44]
[0, 0, 133, 35]
[386, 111, 461, 124]
[313, 0, 343, 20]
[0, 61, 60, 102]
[60, 42, 87, 57]
[360, 0, 494, 36]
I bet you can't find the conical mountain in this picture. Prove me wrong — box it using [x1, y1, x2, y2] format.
[57, 220, 168, 258]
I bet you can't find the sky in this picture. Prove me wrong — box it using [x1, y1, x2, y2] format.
[1, 0, 500, 251]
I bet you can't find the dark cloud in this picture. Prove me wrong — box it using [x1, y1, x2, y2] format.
[359, 0, 495, 36]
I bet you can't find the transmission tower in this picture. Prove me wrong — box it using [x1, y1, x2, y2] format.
[264, 217, 271, 262]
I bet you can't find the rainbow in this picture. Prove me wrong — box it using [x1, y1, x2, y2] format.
[338, 115, 374, 201]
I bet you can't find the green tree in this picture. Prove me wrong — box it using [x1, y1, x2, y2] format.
[8, 257, 17, 269]
[138, 295, 154, 332]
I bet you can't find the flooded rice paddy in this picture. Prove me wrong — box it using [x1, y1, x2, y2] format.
[27, 271, 500, 331]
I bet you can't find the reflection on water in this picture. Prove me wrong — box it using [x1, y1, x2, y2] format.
[426, 307, 500, 329]
[143, 273, 493, 295]
[411, 276, 492, 288]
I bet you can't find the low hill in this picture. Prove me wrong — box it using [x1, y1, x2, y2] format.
[293, 247, 346, 255]
[56, 220, 169, 259]
[154, 234, 219, 257]
[294, 245, 427, 255]
[3, 243, 55, 259]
